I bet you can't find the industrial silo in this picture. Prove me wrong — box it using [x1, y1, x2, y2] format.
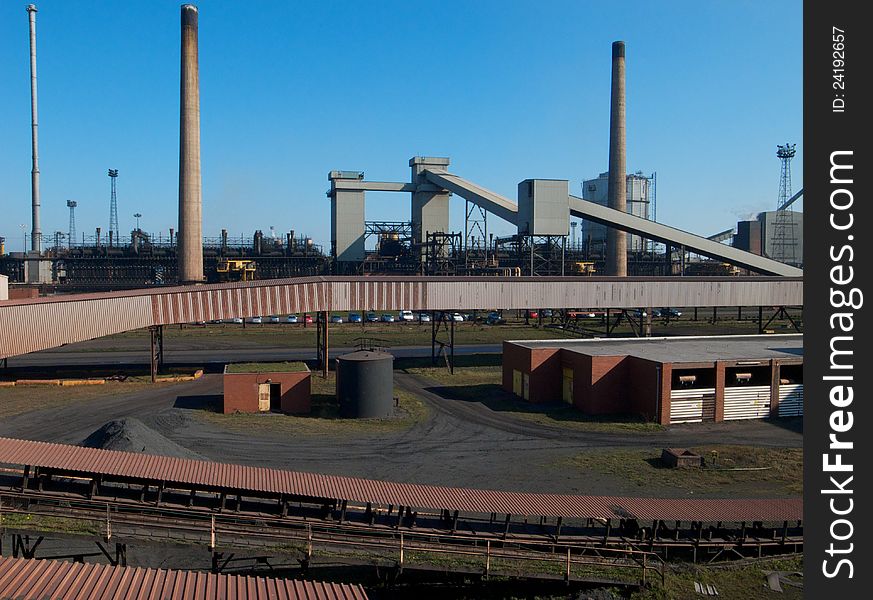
[336, 351, 394, 418]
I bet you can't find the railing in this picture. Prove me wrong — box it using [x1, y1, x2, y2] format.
[0, 492, 663, 586]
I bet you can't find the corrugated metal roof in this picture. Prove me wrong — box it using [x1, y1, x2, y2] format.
[0, 556, 369, 600]
[0, 437, 801, 522]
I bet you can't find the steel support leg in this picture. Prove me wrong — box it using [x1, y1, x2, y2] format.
[449, 316, 454, 375]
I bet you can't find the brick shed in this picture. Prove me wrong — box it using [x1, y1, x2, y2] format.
[223, 362, 311, 414]
[502, 334, 803, 425]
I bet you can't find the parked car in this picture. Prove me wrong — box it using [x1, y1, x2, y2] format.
[486, 311, 504, 325]
[208, 319, 223, 324]
[451, 312, 464, 322]
[330, 315, 344, 324]
[286, 314, 299, 323]
[248, 316, 263, 324]
[631, 309, 647, 318]
[542, 309, 553, 318]
[381, 313, 395, 322]
[268, 315, 280, 323]
[567, 310, 597, 319]
[418, 312, 431, 322]
[366, 312, 379, 323]
[303, 314, 313, 324]
[348, 312, 362, 323]
[662, 307, 682, 318]
[399, 310, 415, 322]
[227, 317, 243, 324]
[527, 310, 539, 319]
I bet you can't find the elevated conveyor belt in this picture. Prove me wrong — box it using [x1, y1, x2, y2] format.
[779, 188, 803, 211]
[0, 276, 802, 359]
[568, 195, 802, 276]
[423, 169, 519, 224]
[707, 228, 735, 243]
[420, 169, 798, 276]
[0, 437, 802, 522]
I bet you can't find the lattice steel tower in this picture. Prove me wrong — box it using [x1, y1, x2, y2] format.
[66, 200, 77, 249]
[772, 143, 797, 265]
[108, 169, 119, 244]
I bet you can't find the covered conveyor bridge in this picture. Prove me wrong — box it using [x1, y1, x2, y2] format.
[0, 437, 802, 524]
[0, 275, 801, 359]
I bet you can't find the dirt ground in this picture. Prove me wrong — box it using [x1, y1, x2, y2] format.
[0, 367, 801, 498]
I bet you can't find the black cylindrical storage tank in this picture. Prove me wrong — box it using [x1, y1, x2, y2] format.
[336, 351, 394, 418]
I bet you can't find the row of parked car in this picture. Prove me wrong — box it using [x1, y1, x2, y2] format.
[199, 310, 476, 326]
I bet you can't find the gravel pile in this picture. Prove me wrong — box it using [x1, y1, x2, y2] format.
[81, 418, 206, 460]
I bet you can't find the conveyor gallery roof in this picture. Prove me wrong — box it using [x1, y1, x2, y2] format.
[0, 437, 802, 522]
[0, 555, 368, 600]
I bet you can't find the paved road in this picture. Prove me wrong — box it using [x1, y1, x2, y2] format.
[5, 344, 503, 368]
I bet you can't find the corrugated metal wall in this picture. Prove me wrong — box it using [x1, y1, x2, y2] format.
[0, 296, 153, 359]
[723, 385, 772, 420]
[670, 388, 716, 424]
[778, 384, 804, 417]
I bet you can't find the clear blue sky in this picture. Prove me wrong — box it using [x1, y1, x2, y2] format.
[0, 0, 802, 252]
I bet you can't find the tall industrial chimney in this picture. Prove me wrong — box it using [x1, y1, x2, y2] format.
[606, 41, 627, 277]
[26, 5, 41, 253]
[178, 4, 203, 283]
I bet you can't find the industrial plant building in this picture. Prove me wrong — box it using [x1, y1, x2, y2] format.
[580, 171, 654, 253]
[502, 335, 802, 425]
[222, 363, 311, 414]
[733, 211, 803, 267]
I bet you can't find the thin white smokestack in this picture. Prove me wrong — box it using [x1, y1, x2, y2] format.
[27, 4, 41, 253]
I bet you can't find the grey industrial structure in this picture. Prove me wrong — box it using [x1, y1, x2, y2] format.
[581, 171, 653, 252]
[733, 211, 803, 267]
[327, 158, 801, 278]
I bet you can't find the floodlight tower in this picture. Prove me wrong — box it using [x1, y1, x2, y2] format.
[108, 169, 119, 245]
[66, 200, 77, 249]
[771, 143, 798, 266]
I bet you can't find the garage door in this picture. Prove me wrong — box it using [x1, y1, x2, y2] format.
[670, 388, 716, 424]
[513, 370, 522, 396]
[778, 384, 804, 417]
[724, 385, 771, 420]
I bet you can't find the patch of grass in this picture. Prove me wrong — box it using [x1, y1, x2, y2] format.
[225, 361, 308, 373]
[567, 445, 803, 496]
[404, 364, 664, 433]
[0, 365, 197, 382]
[633, 556, 803, 600]
[0, 381, 156, 418]
[195, 373, 429, 436]
[0, 512, 100, 536]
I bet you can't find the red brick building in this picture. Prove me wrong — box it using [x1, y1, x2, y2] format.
[502, 334, 802, 425]
[223, 363, 311, 414]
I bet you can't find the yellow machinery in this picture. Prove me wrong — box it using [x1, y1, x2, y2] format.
[216, 259, 257, 281]
[572, 261, 596, 276]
